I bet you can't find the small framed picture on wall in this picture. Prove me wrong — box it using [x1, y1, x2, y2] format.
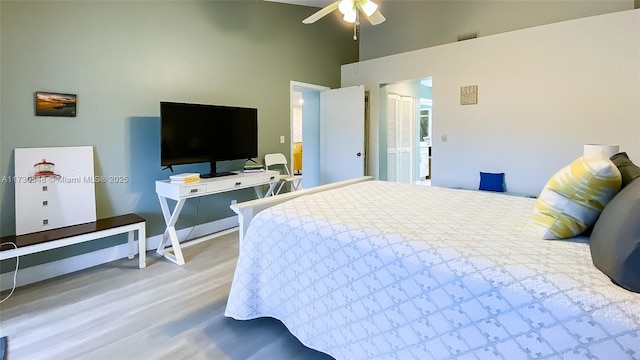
[460, 85, 478, 105]
[35, 91, 77, 117]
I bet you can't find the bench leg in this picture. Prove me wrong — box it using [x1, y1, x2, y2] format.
[126, 224, 147, 269]
[138, 224, 146, 269]
[128, 231, 135, 260]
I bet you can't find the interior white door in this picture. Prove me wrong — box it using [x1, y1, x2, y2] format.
[386, 93, 415, 183]
[320, 85, 365, 184]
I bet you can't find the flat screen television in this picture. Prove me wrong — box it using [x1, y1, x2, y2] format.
[160, 101, 258, 178]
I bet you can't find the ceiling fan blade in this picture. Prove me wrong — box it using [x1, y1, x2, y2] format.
[362, 9, 385, 25]
[302, 1, 340, 24]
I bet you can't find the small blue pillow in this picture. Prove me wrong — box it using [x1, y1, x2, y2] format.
[479, 172, 505, 192]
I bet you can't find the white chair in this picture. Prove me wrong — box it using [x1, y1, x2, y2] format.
[264, 153, 302, 195]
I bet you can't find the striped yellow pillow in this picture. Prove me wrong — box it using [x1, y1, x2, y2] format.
[533, 150, 621, 239]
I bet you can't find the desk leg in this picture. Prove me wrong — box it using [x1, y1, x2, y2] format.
[157, 195, 186, 265]
[259, 181, 278, 198]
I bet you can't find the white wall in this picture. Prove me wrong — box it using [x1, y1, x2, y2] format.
[359, 0, 633, 61]
[343, 9, 640, 196]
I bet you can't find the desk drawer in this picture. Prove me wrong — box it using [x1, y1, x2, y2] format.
[180, 184, 207, 197]
[205, 174, 274, 193]
[206, 178, 251, 192]
[239, 174, 276, 187]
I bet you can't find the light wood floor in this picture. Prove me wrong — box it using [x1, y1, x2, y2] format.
[0, 230, 334, 360]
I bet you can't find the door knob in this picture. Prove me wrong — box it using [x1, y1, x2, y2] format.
[356, 152, 362, 157]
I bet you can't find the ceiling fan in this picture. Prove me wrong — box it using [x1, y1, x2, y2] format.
[302, 0, 386, 40]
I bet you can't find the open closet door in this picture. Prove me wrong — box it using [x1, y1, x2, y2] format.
[320, 85, 365, 184]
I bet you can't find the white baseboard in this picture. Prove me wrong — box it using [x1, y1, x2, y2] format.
[0, 216, 238, 292]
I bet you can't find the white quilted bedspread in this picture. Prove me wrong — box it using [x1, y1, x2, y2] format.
[225, 181, 640, 359]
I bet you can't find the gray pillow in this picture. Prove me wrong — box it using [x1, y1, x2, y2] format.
[610, 152, 640, 189]
[589, 177, 640, 292]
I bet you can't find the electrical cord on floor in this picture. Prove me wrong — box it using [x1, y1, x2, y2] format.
[182, 197, 201, 243]
[0, 242, 19, 304]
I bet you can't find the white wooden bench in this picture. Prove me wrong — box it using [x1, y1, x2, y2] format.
[0, 214, 146, 269]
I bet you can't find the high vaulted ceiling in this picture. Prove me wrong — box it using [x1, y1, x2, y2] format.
[264, 0, 332, 8]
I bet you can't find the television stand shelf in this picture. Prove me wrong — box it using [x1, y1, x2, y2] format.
[155, 170, 279, 265]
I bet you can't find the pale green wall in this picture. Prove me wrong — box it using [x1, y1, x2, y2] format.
[0, 1, 357, 268]
[359, 0, 633, 60]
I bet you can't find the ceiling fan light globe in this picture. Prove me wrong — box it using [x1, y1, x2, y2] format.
[338, 0, 354, 15]
[360, 0, 378, 17]
[343, 11, 356, 23]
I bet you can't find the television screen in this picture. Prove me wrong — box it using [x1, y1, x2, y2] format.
[160, 101, 258, 177]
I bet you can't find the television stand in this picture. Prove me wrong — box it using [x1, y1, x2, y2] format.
[155, 170, 279, 265]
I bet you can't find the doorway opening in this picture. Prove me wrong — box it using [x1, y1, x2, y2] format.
[291, 91, 303, 176]
[290, 82, 367, 188]
[419, 94, 432, 186]
[380, 76, 433, 185]
[290, 81, 328, 190]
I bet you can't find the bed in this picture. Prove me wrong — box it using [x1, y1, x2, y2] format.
[225, 178, 640, 359]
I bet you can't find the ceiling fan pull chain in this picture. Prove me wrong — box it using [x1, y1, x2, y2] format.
[353, 8, 359, 40]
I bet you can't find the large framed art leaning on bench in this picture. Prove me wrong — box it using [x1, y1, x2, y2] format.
[225, 150, 640, 359]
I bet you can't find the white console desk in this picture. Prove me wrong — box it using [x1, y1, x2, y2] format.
[155, 170, 279, 265]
